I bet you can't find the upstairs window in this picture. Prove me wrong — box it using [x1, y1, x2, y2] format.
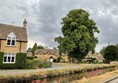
[7, 32, 16, 46]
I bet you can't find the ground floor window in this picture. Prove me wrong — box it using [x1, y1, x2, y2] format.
[3, 53, 16, 63]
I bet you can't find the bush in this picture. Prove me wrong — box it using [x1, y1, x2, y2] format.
[16, 53, 27, 69]
[57, 56, 63, 62]
[27, 56, 34, 60]
[26, 60, 41, 69]
[41, 61, 52, 68]
[26, 60, 52, 69]
[0, 52, 27, 69]
[53, 59, 57, 62]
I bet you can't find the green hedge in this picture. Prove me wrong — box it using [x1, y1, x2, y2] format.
[26, 60, 52, 69]
[27, 56, 34, 60]
[0, 52, 27, 69]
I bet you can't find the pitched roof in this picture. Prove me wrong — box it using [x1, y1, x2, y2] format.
[0, 23, 27, 42]
[35, 49, 59, 55]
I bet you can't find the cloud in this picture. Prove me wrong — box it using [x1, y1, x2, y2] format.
[0, 0, 118, 52]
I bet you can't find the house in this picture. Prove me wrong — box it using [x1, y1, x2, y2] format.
[0, 19, 28, 64]
[84, 51, 104, 63]
[27, 47, 33, 57]
[34, 48, 59, 61]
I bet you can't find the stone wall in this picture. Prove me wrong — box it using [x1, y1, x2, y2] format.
[0, 40, 27, 53]
[35, 53, 57, 61]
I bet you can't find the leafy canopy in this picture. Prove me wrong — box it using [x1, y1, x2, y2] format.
[37, 45, 44, 49]
[104, 45, 118, 61]
[100, 47, 106, 56]
[55, 9, 99, 60]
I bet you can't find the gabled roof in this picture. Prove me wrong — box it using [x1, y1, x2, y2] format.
[35, 49, 59, 55]
[0, 23, 27, 42]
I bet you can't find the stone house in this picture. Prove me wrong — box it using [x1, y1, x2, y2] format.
[85, 51, 104, 63]
[34, 49, 59, 61]
[27, 47, 33, 57]
[0, 19, 28, 63]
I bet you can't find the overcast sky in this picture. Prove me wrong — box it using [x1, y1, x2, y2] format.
[0, 0, 118, 52]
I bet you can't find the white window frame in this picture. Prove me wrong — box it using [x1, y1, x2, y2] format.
[6, 32, 16, 46]
[3, 53, 16, 63]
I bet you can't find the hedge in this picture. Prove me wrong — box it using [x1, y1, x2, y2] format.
[26, 60, 52, 69]
[27, 56, 34, 60]
[0, 52, 27, 69]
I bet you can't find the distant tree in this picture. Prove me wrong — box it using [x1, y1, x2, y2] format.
[55, 9, 99, 61]
[37, 45, 44, 49]
[116, 44, 118, 48]
[100, 47, 106, 56]
[104, 45, 118, 61]
[31, 43, 37, 56]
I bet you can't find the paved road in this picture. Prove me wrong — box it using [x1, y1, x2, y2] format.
[105, 77, 118, 83]
[108, 78, 118, 83]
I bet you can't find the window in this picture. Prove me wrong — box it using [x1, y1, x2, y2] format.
[3, 53, 16, 63]
[6, 32, 16, 46]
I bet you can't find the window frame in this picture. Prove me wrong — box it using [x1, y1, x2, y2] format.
[6, 32, 16, 46]
[3, 53, 16, 64]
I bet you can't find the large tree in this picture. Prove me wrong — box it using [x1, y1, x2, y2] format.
[104, 45, 118, 61]
[100, 47, 106, 56]
[55, 9, 99, 60]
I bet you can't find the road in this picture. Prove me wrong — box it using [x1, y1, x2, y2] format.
[105, 77, 118, 83]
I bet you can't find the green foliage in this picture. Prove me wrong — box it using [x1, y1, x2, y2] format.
[53, 59, 57, 62]
[27, 56, 34, 60]
[31, 43, 37, 56]
[57, 56, 63, 62]
[0, 52, 4, 66]
[0, 52, 27, 69]
[31, 43, 45, 56]
[26, 60, 41, 69]
[15, 53, 27, 69]
[104, 45, 118, 61]
[37, 45, 44, 49]
[100, 47, 106, 56]
[55, 9, 99, 60]
[26, 60, 52, 69]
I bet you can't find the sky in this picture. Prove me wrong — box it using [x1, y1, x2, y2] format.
[0, 0, 118, 52]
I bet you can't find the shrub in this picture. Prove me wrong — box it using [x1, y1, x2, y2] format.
[26, 60, 52, 69]
[0, 52, 4, 67]
[57, 56, 63, 62]
[26, 60, 41, 69]
[40, 61, 52, 68]
[0, 52, 27, 69]
[53, 59, 57, 62]
[27, 56, 34, 60]
[15, 53, 27, 69]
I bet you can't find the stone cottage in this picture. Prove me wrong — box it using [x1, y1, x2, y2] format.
[34, 48, 59, 61]
[0, 19, 28, 63]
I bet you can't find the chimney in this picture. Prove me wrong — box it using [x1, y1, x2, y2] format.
[23, 19, 27, 28]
